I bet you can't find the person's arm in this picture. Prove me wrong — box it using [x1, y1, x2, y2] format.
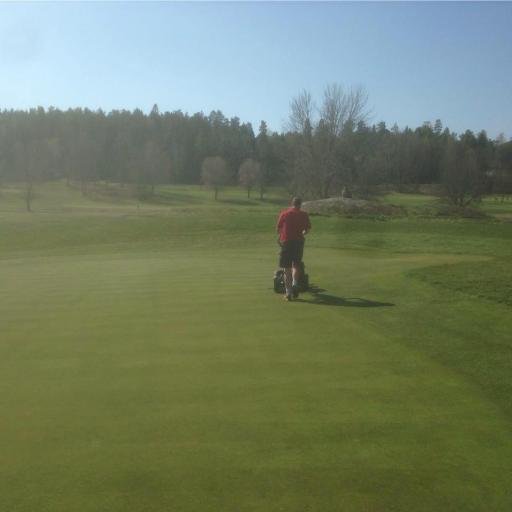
[276, 212, 284, 234]
[303, 213, 311, 235]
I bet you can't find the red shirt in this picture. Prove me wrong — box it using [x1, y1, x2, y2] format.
[277, 207, 311, 242]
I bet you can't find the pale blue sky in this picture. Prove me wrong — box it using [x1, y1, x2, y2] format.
[1, 2, 511, 138]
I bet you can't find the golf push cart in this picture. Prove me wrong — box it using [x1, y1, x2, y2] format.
[273, 261, 310, 294]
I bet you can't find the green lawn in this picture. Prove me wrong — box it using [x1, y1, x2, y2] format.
[480, 195, 512, 220]
[382, 191, 512, 220]
[381, 192, 440, 211]
[1, 183, 512, 511]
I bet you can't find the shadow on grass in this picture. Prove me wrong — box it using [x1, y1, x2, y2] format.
[151, 192, 204, 205]
[297, 284, 395, 308]
[217, 197, 288, 207]
[218, 198, 261, 206]
[260, 197, 289, 206]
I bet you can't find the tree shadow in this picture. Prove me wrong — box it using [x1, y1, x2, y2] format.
[218, 198, 260, 206]
[149, 192, 204, 205]
[298, 284, 395, 308]
[259, 197, 289, 206]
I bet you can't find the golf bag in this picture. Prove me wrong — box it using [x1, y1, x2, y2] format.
[273, 261, 309, 294]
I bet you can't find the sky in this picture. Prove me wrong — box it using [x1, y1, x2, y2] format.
[1, 2, 511, 139]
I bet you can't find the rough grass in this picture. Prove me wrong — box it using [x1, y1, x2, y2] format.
[382, 191, 512, 219]
[409, 258, 512, 306]
[303, 197, 406, 217]
[381, 192, 440, 210]
[480, 195, 512, 220]
[1, 182, 512, 511]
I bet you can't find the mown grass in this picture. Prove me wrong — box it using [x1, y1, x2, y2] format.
[1, 182, 512, 511]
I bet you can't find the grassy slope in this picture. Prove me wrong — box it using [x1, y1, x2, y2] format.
[1, 183, 512, 511]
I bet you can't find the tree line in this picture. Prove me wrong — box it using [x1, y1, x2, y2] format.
[284, 85, 512, 206]
[0, 84, 511, 210]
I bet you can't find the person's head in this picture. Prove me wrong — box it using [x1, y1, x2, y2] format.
[291, 197, 302, 209]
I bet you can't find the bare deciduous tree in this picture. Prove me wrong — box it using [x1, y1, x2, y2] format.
[143, 140, 169, 196]
[14, 138, 51, 212]
[345, 85, 371, 130]
[14, 141, 33, 211]
[320, 83, 370, 137]
[287, 83, 372, 199]
[201, 156, 228, 200]
[0, 155, 5, 192]
[442, 140, 484, 207]
[238, 158, 261, 198]
[320, 83, 345, 138]
[72, 130, 99, 196]
[288, 89, 315, 134]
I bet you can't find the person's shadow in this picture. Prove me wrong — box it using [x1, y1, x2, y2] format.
[296, 284, 395, 308]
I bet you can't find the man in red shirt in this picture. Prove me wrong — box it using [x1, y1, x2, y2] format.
[276, 197, 311, 301]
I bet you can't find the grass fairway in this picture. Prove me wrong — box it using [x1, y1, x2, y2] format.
[1, 183, 512, 511]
